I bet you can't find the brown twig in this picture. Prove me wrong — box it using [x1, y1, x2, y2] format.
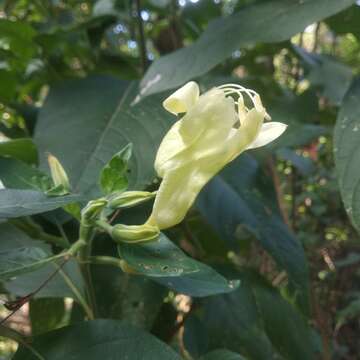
[0, 258, 69, 326]
[267, 156, 291, 228]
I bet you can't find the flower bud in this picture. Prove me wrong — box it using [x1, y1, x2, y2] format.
[47, 154, 71, 192]
[81, 199, 108, 225]
[107, 191, 156, 209]
[111, 223, 159, 244]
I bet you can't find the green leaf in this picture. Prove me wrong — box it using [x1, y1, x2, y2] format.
[0, 222, 47, 251]
[0, 158, 52, 190]
[30, 298, 66, 335]
[6, 259, 85, 300]
[118, 233, 238, 297]
[35, 75, 173, 196]
[140, 0, 354, 97]
[197, 154, 309, 310]
[0, 69, 17, 102]
[0, 224, 84, 301]
[0, 190, 83, 219]
[99, 143, 132, 195]
[0, 19, 37, 60]
[93, 266, 166, 330]
[14, 320, 182, 359]
[334, 77, 360, 232]
[200, 271, 317, 360]
[200, 274, 276, 359]
[326, 4, 360, 38]
[295, 47, 353, 104]
[199, 350, 247, 360]
[252, 279, 318, 360]
[268, 91, 327, 149]
[0, 247, 62, 281]
[0, 138, 38, 165]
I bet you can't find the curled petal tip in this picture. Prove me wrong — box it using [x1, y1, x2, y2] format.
[163, 81, 200, 115]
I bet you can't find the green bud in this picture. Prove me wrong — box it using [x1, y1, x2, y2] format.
[81, 198, 108, 225]
[111, 223, 159, 244]
[107, 191, 156, 209]
[47, 154, 71, 191]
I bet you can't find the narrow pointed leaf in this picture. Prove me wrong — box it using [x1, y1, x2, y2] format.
[0, 189, 83, 219]
[140, 0, 354, 97]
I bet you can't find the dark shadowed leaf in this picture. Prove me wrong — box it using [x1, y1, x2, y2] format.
[200, 274, 276, 359]
[0, 138, 38, 165]
[295, 47, 353, 104]
[334, 77, 360, 232]
[6, 259, 85, 299]
[0, 158, 51, 190]
[35, 75, 173, 196]
[199, 271, 317, 360]
[30, 298, 66, 335]
[140, 0, 354, 97]
[0, 247, 62, 281]
[326, 4, 360, 38]
[14, 320, 182, 360]
[197, 154, 309, 310]
[93, 265, 166, 330]
[199, 349, 247, 360]
[0, 224, 84, 302]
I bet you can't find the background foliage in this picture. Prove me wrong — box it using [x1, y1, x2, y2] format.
[0, 0, 360, 359]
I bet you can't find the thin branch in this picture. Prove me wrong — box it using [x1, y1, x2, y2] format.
[267, 156, 291, 228]
[313, 23, 321, 53]
[1, 259, 69, 326]
[0, 325, 45, 360]
[134, 0, 148, 72]
[53, 263, 94, 320]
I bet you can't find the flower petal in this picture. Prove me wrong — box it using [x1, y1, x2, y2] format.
[148, 155, 226, 230]
[246, 122, 287, 150]
[163, 81, 200, 115]
[226, 108, 265, 163]
[154, 120, 187, 177]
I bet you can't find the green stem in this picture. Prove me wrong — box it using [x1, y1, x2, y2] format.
[95, 219, 113, 233]
[52, 263, 94, 320]
[87, 256, 123, 268]
[67, 239, 87, 256]
[77, 225, 98, 318]
[10, 218, 69, 249]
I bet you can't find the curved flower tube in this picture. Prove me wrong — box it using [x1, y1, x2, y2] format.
[146, 81, 287, 230]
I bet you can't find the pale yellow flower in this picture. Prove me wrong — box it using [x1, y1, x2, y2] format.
[146, 81, 287, 230]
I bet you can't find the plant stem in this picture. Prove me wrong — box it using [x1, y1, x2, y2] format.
[95, 219, 113, 233]
[77, 225, 98, 318]
[10, 218, 69, 248]
[267, 156, 291, 228]
[87, 256, 123, 268]
[291, 166, 298, 230]
[53, 263, 94, 320]
[134, 0, 148, 72]
[68, 239, 87, 256]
